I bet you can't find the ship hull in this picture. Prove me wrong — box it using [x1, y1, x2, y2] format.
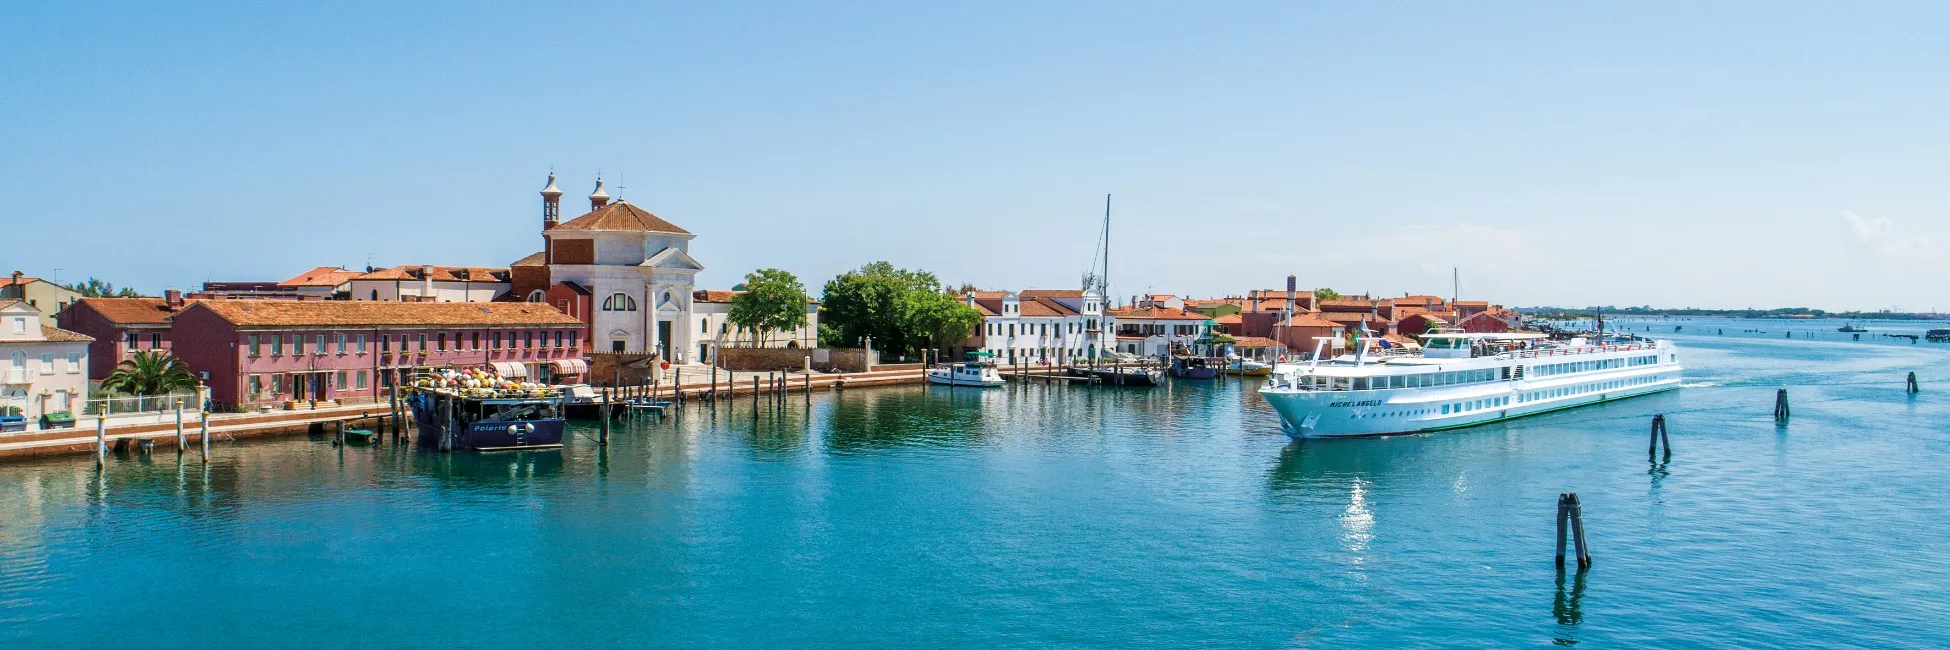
[1263, 367, 1682, 439]
[409, 396, 566, 451]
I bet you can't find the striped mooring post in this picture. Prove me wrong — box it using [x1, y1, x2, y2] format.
[1555, 493, 1592, 570]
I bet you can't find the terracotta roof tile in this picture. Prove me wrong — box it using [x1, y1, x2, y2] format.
[1213, 313, 1244, 325]
[1107, 306, 1209, 321]
[74, 298, 179, 325]
[1018, 289, 1084, 298]
[278, 267, 363, 288]
[39, 325, 93, 342]
[185, 301, 581, 328]
[1228, 335, 1283, 348]
[354, 266, 512, 283]
[550, 201, 691, 235]
[1281, 315, 1342, 328]
[510, 251, 547, 267]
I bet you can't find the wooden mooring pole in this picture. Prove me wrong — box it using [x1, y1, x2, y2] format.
[1773, 389, 1790, 422]
[599, 387, 611, 446]
[1908, 371, 1920, 394]
[390, 383, 402, 438]
[1648, 414, 1670, 459]
[1555, 493, 1592, 569]
[175, 400, 187, 454]
[199, 411, 210, 462]
[94, 415, 107, 470]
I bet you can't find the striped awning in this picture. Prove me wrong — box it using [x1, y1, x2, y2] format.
[550, 358, 589, 374]
[490, 361, 528, 378]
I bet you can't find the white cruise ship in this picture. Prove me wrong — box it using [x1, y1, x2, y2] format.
[1259, 332, 1682, 438]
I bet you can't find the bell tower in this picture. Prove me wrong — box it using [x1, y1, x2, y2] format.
[589, 177, 611, 211]
[540, 172, 562, 230]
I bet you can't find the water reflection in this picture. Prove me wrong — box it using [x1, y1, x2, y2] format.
[1552, 568, 1589, 645]
[821, 387, 992, 453]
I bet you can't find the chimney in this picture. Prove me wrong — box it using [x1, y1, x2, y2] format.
[421, 265, 435, 298]
[164, 289, 183, 311]
[1285, 275, 1296, 314]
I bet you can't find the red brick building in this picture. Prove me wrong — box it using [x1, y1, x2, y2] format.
[56, 293, 190, 379]
[167, 301, 586, 409]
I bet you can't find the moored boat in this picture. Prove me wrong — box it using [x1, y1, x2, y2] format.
[1169, 356, 1219, 379]
[1260, 332, 1682, 438]
[928, 361, 1006, 387]
[407, 369, 566, 451]
[1227, 356, 1271, 376]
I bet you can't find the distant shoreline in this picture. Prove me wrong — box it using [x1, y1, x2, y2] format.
[1516, 308, 1948, 321]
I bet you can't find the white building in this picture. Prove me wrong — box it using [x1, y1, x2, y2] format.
[689, 290, 820, 364]
[966, 289, 1112, 364]
[1108, 305, 1213, 357]
[1, 301, 91, 428]
[512, 175, 704, 361]
[348, 265, 512, 302]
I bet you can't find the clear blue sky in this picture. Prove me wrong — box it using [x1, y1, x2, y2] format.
[4, 2, 1945, 311]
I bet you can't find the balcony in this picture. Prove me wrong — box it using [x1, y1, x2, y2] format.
[4, 368, 26, 384]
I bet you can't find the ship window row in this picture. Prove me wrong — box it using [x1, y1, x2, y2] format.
[1530, 358, 1625, 377]
[1627, 355, 1659, 367]
[1442, 396, 1510, 415]
[1305, 368, 1497, 391]
[1516, 374, 1665, 404]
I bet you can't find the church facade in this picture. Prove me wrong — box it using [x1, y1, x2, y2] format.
[510, 173, 703, 363]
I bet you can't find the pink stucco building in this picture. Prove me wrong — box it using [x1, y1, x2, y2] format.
[167, 300, 586, 409]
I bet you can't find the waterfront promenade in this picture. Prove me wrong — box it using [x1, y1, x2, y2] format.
[0, 365, 928, 461]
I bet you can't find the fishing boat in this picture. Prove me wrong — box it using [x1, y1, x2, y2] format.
[1838, 323, 1868, 333]
[928, 361, 1006, 387]
[407, 369, 566, 451]
[1260, 331, 1682, 438]
[1929, 328, 1950, 343]
[1227, 356, 1271, 376]
[1169, 356, 1219, 379]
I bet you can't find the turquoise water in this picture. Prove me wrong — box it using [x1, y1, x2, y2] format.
[4, 318, 1949, 647]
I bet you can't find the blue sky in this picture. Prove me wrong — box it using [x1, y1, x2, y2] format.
[4, 2, 1945, 311]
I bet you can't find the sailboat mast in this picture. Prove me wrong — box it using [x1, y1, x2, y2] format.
[1102, 193, 1112, 306]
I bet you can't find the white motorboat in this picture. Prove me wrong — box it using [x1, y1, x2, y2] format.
[928, 361, 1006, 387]
[1259, 332, 1682, 438]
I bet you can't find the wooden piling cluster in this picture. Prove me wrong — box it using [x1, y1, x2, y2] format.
[1554, 492, 1592, 569]
[1773, 388, 1790, 422]
[1648, 414, 1671, 459]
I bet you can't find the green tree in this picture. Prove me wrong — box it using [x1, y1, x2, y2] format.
[820, 261, 941, 354]
[68, 277, 141, 298]
[727, 268, 810, 346]
[1314, 287, 1342, 301]
[904, 290, 984, 355]
[100, 351, 198, 396]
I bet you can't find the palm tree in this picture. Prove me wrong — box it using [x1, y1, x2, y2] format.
[101, 351, 199, 396]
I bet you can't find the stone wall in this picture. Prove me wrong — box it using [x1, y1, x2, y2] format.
[717, 347, 878, 373]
